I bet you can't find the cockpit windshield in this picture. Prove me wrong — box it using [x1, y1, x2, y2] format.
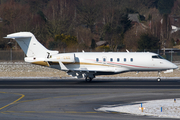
[152, 55, 164, 59]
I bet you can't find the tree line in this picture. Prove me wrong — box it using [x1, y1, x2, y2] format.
[0, 0, 177, 52]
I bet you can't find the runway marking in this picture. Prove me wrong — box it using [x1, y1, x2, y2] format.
[16, 97, 51, 103]
[0, 93, 110, 115]
[3, 90, 178, 115]
[0, 92, 25, 111]
[16, 93, 111, 104]
[16, 95, 80, 104]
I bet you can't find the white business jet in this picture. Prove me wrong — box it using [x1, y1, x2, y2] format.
[4, 32, 178, 81]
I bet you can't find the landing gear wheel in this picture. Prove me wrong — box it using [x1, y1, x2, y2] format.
[157, 78, 161, 82]
[85, 77, 93, 82]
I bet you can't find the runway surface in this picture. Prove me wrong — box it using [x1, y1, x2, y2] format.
[0, 78, 180, 120]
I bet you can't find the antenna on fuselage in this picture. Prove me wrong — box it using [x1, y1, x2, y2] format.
[126, 49, 130, 53]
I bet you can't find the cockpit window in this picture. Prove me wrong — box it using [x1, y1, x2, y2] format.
[152, 55, 164, 59]
[158, 55, 164, 59]
[152, 56, 158, 58]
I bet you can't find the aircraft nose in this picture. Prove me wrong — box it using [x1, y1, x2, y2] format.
[172, 63, 178, 69]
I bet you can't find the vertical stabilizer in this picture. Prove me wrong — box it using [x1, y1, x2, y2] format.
[4, 32, 58, 58]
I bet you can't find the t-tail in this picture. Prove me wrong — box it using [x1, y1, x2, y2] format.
[4, 32, 59, 63]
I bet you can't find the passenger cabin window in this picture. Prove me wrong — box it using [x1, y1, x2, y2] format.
[124, 58, 126, 62]
[96, 58, 99, 62]
[152, 55, 164, 59]
[130, 58, 133, 62]
[103, 58, 106, 62]
[110, 58, 113, 62]
[117, 58, 120, 62]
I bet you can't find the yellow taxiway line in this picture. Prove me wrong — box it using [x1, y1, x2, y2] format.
[0, 92, 25, 111]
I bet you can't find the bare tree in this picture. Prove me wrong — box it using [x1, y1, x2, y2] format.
[43, 0, 75, 38]
[0, 0, 32, 33]
[76, 0, 101, 33]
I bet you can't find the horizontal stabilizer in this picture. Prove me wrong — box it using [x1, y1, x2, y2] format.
[4, 36, 31, 39]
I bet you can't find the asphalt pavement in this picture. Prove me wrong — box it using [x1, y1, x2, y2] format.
[0, 78, 180, 120]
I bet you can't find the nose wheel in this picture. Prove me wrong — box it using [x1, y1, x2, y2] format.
[157, 78, 161, 82]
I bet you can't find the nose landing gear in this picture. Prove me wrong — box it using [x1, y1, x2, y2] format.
[157, 71, 161, 82]
[157, 77, 161, 82]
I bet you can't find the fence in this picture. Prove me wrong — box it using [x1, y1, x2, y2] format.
[0, 49, 180, 62]
[0, 50, 25, 61]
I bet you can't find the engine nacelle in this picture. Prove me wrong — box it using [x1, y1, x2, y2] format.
[56, 53, 75, 63]
[25, 57, 45, 62]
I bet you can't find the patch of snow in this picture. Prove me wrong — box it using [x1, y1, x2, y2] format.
[96, 99, 180, 119]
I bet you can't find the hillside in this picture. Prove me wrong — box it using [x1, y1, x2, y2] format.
[0, 0, 179, 52]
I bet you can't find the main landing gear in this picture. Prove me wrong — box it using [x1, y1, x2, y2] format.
[85, 74, 95, 82]
[85, 77, 93, 82]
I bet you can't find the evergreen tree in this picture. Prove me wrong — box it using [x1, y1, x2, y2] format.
[157, 0, 175, 55]
[138, 33, 160, 50]
[91, 39, 96, 49]
[158, 0, 174, 15]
